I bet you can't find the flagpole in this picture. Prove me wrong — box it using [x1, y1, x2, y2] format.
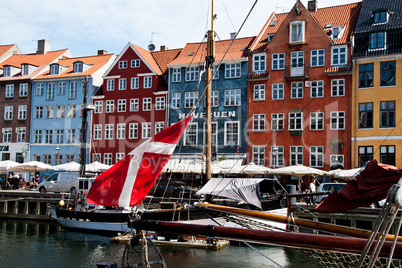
[205, 0, 215, 182]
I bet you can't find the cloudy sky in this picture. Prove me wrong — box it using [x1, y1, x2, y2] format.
[1, 0, 360, 57]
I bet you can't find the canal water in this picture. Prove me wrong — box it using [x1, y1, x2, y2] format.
[0, 219, 319, 268]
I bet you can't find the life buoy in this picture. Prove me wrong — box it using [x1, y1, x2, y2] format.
[78, 190, 87, 202]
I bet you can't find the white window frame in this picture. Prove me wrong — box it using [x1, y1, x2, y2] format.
[331, 79, 345, 97]
[131, 59, 140, 68]
[184, 92, 198, 108]
[107, 80, 115, 91]
[253, 84, 265, 101]
[172, 68, 181, 82]
[291, 82, 303, 99]
[289, 112, 303, 131]
[185, 67, 199, 81]
[330, 111, 345, 130]
[105, 124, 114, 140]
[252, 146, 265, 166]
[104, 153, 113, 165]
[18, 105, 27, 120]
[155, 121, 164, 134]
[172, 93, 181, 109]
[290, 146, 303, 165]
[35, 106, 43, 119]
[224, 121, 239, 145]
[118, 61, 127, 69]
[130, 99, 139, 111]
[211, 91, 219, 107]
[67, 104, 77, 118]
[184, 123, 198, 146]
[224, 89, 241, 106]
[156, 97, 165, 110]
[5, 84, 14, 98]
[129, 123, 138, 139]
[142, 122, 151, 139]
[131, 77, 139, 89]
[271, 113, 284, 131]
[119, 78, 127, 90]
[331, 45, 347, 66]
[311, 49, 325, 67]
[58, 82, 66, 95]
[94, 101, 103, 113]
[272, 53, 285, 70]
[271, 146, 284, 167]
[289, 20, 305, 44]
[253, 114, 266, 131]
[311, 80, 324, 98]
[17, 127, 26, 143]
[3, 128, 12, 143]
[272, 83, 284, 100]
[94, 124, 102, 140]
[144, 76, 152, 88]
[143, 98, 152, 111]
[19, 83, 28, 97]
[57, 105, 65, 118]
[253, 53, 266, 73]
[310, 112, 324, 130]
[69, 81, 77, 99]
[310, 146, 324, 167]
[36, 83, 44, 96]
[225, 63, 241, 79]
[117, 123, 126, 139]
[118, 99, 126, 112]
[106, 100, 114, 113]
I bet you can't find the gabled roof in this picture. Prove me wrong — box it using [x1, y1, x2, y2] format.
[35, 53, 115, 79]
[168, 37, 255, 66]
[151, 48, 182, 74]
[0, 44, 20, 60]
[354, 0, 402, 34]
[130, 43, 162, 75]
[0, 49, 70, 80]
[251, 1, 362, 51]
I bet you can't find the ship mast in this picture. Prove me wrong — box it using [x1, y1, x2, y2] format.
[205, 0, 215, 181]
[80, 76, 92, 178]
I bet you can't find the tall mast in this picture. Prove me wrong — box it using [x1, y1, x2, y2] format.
[205, 0, 215, 181]
[80, 76, 91, 178]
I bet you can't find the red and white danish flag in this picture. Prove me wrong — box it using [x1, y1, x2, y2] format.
[87, 116, 192, 207]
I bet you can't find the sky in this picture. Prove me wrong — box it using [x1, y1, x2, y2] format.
[1, 0, 360, 57]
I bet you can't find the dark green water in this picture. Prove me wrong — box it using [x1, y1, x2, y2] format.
[0, 219, 318, 268]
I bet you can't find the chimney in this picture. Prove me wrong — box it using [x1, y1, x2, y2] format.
[37, 39, 51, 54]
[97, 50, 108, 55]
[308, 0, 317, 12]
[230, 32, 236, 39]
[160, 45, 168, 51]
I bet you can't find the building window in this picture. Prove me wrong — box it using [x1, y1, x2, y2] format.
[129, 123, 138, 139]
[380, 61, 395, 87]
[203, 122, 218, 147]
[50, 64, 59, 75]
[131, 77, 139, 89]
[58, 82, 66, 95]
[331, 79, 345, 97]
[19, 83, 28, 97]
[46, 83, 55, 100]
[18, 105, 27, 120]
[289, 20, 305, 44]
[358, 146, 373, 167]
[69, 81, 77, 99]
[118, 99, 126, 112]
[172, 68, 181, 82]
[253, 114, 265, 131]
[117, 123, 125, 139]
[156, 97, 165, 110]
[118, 61, 127, 69]
[65, 154, 74, 163]
[311, 49, 324, 67]
[143, 98, 152, 111]
[35, 106, 43, 119]
[92, 153, 101, 162]
[73, 62, 83, 73]
[359, 63, 374, 88]
[253, 53, 266, 72]
[185, 67, 200, 81]
[105, 124, 114, 140]
[107, 80, 115, 91]
[370, 32, 385, 49]
[252, 146, 265, 166]
[36, 83, 44, 96]
[224, 121, 239, 145]
[116, 153, 124, 163]
[289, 112, 303, 131]
[130, 99, 139, 111]
[290, 146, 303, 165]
[380, 101, 395, 128]
[155, 122, 164, 134]
[254, 84, 265, 101]
[144, 77, 152, 88]
[3, 66, 10, 77]
[210, 91, 219, 107]
[272, 83, 284, 100]
[310, 146, 324, 167]
[373, 10, 388, 24]
[184, 123, 197, 146]
[272, 53, 285, 70]
[45, 129, 53, 144]
[331, 45, 347, 66]
[310, 112, 324, 130]
[271, 113, 284, 131]
[17, 127, 26, 143]
[57, 105, 65, 118]
[331, 111, 345, 130]
[93, 124, 102, 140]
[104, 154, 113, 165]
[67, 104, 77, 118]
[66, 129, 75, 144]
[172, 93, 181, 109]
[291, 82, 303, 99]
[185, 92, 199, 108]
[358, 103, 373, 128]
[212, 65, 219, 79]
[2, 128, 12, 143]
[225, 63, 241, 79]
[311, 81, 324, 98]
[94, 101, 103, 113]
[224, 89, 241, 106]
[142, 122, 151, 139]
[55, 129, 64, 144]
[34, 129, 42, 144]
[106, 100, 114, 113]
[5, 84, 14, 98]
[131, 59, 140, 68]
[271, 146, 284, 167]
[119, 78, 127, 90]
[380, 145, 395, 166]
[43, 155, 51, 165]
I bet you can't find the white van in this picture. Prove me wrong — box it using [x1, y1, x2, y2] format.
[38, 172, 79, 194]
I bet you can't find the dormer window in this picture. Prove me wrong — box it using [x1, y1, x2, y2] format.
[332, 26, 342, 39]
[373, 10, 388, 24]
[268, 34, 275, 41]
[50, 64, 59, 75]
[289, 20, 305, 44]
[3, 66, 10, 77]
[370, 32, 385, 49]
[21, 64, 29, 76]
[73, 61, 83, 73]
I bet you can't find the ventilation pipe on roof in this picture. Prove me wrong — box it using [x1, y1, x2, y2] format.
[98, 50, 108, 55]
[160, 45, 168, 51]
[308, 0, 317, 12]
[37, 39, 51, 54]
[230, 32, 236, 39]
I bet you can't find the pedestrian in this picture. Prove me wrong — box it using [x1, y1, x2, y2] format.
[310, 178, 317, 204]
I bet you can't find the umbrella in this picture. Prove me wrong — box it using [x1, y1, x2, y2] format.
[270, 164, 328, 177]
[85, 161, 111, 173]
[221, 162, 273, 175]
[0, 160, 20, 172]
[328, 168, 362, 179]
[10, 161, 56, 173]
[54, 161, 82, 172]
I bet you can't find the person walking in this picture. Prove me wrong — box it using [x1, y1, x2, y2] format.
[309, 178, 317, 204]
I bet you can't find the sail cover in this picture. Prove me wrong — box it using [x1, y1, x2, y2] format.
[87, 116, 192, 207]
[196, 178, 264, 209]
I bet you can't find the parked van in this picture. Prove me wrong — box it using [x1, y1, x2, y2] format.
[38, 172, 79, 194]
